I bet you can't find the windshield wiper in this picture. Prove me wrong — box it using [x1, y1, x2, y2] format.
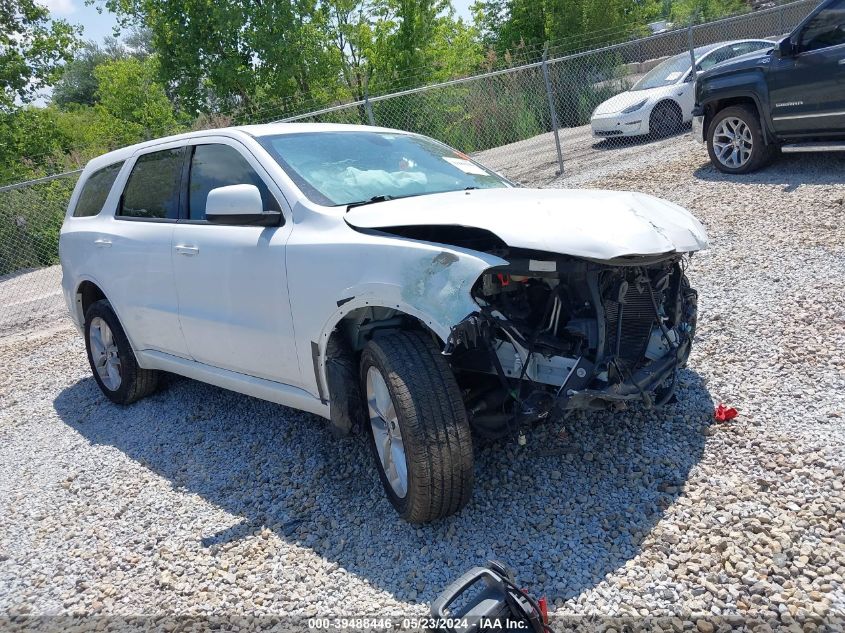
[346, 195, 395, 210]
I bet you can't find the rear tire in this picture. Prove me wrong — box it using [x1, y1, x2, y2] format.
[360, 331, 474, 523]
[84, 299, 159, 405]
[707, 105, 773, 174]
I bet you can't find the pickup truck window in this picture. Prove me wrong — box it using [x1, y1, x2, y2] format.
[72, 161, 124, 217]
[188, 144, 280, 220]
[119, 148, 185, 220]
[799, 0, 845, 52]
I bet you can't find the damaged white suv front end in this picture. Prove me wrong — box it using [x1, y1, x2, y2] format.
[60, 123, 707, 524]
[344, 188, 706, 437]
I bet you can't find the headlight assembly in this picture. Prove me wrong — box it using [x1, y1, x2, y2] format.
[622, 98, 648, 114]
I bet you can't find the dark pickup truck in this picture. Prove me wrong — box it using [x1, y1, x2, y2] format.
[693, 0, 845, 173]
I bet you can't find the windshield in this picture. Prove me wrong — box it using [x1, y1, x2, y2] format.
[631, 53, 691, 90]
[258, 131, 510, 207]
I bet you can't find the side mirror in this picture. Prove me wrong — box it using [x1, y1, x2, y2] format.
[778, 37, 795, 57]
[205, 184, 280, 226]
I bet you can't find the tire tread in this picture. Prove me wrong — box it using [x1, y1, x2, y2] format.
[361, 331, 473, 523]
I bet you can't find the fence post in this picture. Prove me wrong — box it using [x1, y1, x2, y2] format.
[364, 76, 376, 127]
[687, 13, 697, 73]
[541, 43, 565, 177]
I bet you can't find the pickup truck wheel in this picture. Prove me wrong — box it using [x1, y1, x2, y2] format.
[360, 331, 474, 523]
[707, 106, 772, 174]
[84, 299, 159, 405]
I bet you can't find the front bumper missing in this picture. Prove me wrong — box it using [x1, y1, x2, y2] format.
[446, 310, 689, 415]
[560, 339, 689, 411]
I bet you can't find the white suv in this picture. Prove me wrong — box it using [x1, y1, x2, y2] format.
[60, 124, 708, 523]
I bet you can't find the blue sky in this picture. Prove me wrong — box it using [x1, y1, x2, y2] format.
[43, 0, 476, 45]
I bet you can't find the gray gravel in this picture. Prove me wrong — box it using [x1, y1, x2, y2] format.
[1, 138, 844, 628]
[0, 266, 64, 338]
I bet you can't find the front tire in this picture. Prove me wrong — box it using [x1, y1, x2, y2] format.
[707, 105, 773, 174]
[84, 299, 159, 405]
[360, 331, 474, 523]
[649, 101, 683, 138]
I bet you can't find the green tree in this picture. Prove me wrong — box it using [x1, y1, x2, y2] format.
[52, 40, 123, 108]
[94, 56, 178, 137]
[52, 30, 152, 108]
[473, 0, 662, 61]
[99, 0, 341, 114]
[670, 0, 748, 22]
[98, 0, 481, 117]
[0, 0, 80, 111]
[368, 0, 482, 91]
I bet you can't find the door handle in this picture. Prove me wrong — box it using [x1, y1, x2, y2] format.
[174, 244, 199, 256]
[839, 58, 845, 65]
[93, 238, 112, 248]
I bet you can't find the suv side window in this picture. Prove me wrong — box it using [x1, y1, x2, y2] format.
[73, 161, 124, 217]
[188, 144, 281, 221]
[119, 148, 185, 220]
[799, 0, 845, 52]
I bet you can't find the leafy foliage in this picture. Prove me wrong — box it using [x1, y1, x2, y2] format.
[474, 0, 665, 59]
[0, 0, 80, 111]
[670, 0, 749, 22]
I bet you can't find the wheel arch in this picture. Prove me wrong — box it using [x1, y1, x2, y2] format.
[73, 278, 140, 353]
[74, 279, 107, 326]
[703, 94, 771, 143]
[647, 99, 684, 135]
[653, 98, 683, 115]
[319, 300, 449, 438]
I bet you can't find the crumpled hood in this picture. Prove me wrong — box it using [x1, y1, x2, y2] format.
[345, 188, 709, 260]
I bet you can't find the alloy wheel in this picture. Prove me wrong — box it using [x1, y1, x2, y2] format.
[89, 317, 122, 390]
[366, 366, 408, 498]
[712, 117, 753, 169]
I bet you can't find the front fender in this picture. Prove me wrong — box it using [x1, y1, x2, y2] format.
[699, 70, 773, 138]
[286, 219, 507, 400]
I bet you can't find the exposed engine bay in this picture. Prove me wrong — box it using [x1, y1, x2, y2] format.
[444, 252, 698, 438]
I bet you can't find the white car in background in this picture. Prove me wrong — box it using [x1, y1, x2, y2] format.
[591, 39, 774, 139]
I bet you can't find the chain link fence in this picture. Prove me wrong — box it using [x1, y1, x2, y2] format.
[0, 172, 80, 336]
[277, 0, 818, 182]
[0, 0, 820, 335]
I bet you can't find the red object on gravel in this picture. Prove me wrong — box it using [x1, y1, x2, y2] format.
[715, 404, 739, 422]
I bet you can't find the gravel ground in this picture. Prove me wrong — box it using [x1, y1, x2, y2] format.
[1, 139, 844, 630]
[0, 266, 64, 339]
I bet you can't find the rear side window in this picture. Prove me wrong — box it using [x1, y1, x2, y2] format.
[73, 161, 124, 217]
[187, 144, 280, 220]
[119, 148, 185, 220]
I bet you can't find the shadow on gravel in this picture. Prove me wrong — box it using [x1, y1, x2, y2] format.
[693, 152, 845, 187]
[54, 368, 712, 604]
